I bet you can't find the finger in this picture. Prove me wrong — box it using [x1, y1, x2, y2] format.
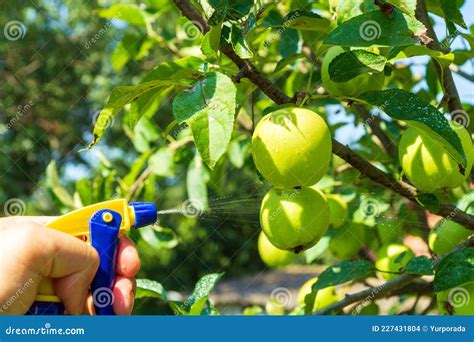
[36, 227, 99, 315]
[84, 294, 95, 315]
[116, 235, 140, 277]
[112, 276, 136, 315]
[0, 216, 58, 226]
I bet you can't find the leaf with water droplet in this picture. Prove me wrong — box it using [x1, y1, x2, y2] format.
[173, 72, 236, 169]
[360, 89, 467, 168]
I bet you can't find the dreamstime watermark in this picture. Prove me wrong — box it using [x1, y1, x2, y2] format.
[359, 197, 381, 218]
[268, 189, 301, 222]
[437, 207, 460, 228]
[181, 199, 204, 218]
[448, 287, 470, 308]
[0, 278, 34, 313]
[270, 109, 293, 126]
[92, 110, 115, 131]
[92, 287, 114, 308]
[450, 110, 470, 130]
[84, 12, 122, 49]
[0, 100, 34, 135]
[351, 283, 386, 315]
[263, 11, 302, 49]
[181, 20, 204, 41]
[3, 198, 26, 216]
[269, 287, 294, 308]
[171, 123, 189, 139]
[5, 323, 85, 336]
[440, 29, 460, 50]
[359, 20, 381, 41]
[4, 20, 27, 41]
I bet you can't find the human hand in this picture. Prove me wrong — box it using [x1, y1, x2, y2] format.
[0, 216, 140, 315]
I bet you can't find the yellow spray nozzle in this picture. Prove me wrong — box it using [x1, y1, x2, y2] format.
[35, 199, 157, 306]
[45, 199, 136, 241]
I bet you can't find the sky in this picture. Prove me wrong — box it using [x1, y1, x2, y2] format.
[334, 0, 473, 144]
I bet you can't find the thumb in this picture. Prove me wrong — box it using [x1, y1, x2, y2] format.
[30, 224, 100, 315]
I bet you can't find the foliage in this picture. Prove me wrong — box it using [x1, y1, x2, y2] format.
[1, 0, 473, 316]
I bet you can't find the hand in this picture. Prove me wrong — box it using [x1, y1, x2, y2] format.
[0, 217, 140, 315]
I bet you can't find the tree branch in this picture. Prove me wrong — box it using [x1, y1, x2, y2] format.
[313, 236, 474, 315]
[172, 0, 474, 231]
[353, 104, 398, 158]
[416, 0, 463, 112]
[314, 273, 420, 315]
[450, 65, 474, 83]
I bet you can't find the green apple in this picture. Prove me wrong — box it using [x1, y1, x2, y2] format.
[429, 219, 472, 255]
[326, 194, 348, 228]
[265, 299, 286, 315]
[375, 244, 415, 281]
[296, 277, 341, 311]
[328, 223, 366, 259]
[260, 187, 330, 253]
[376, 221, 403, 245]
[258, 231, 296, 268]
[437, 282, 474, 315]
[252, 107, 332, 188]
[399, 123, 474, 192]
[321, 46, 385, 98]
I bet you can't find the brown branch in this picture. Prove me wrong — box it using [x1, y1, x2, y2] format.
[450, 65, 474, 83]
[314, 273, 420, 315]
[172, 0, 474, 231]
[416, 0, 463, 112]
[126, 166, 152, 202]
[353, 104, 397, 158]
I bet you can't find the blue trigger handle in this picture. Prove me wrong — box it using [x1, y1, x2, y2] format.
[89, 209, 122, 315]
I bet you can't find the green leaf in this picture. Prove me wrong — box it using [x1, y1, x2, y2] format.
[332, 0, 378, 23]
[329, 50, 386, 82]
[136, 279, 168, 301]
[389, 0, 417, 17]
[89, 81, 174, 148]
[110, 33, 141, 71]
[416, 193, 440, 212]
[434, 248, 474, 292]
[261, 9, 284, 27]
[89, 57, 205, 148]
[149, 148, 175, 177]
[139, 225, 179, 249]
[273, 53, 305, 73]
[97, 4, 148, 27]
[425, 60, 441, 97]
[122, 151, 152, 186]
[438, 0, 466, 29]
[128, 57, 205, 129]
[405, 256, 435, 275]
[75, 179, 93, 206]
[132, 116, 160, 153]
[278, 28, 301, 59]
[283, 10, 332, 32]
[181, 273, 223, 314]
[46, 161, 75, 208]
[186, 155, 209, 210]
[325, 9, 427, 47]
[227, 138, 249, 169]
[172, 72, 237, 169]
[304, 260, 375, 314]
[201, 25, 222, 58]
[303, 235, 331, 264]
[388, 46, 455, 66]
[360, 89, 467, 168]
[230, 25, 253, 59]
